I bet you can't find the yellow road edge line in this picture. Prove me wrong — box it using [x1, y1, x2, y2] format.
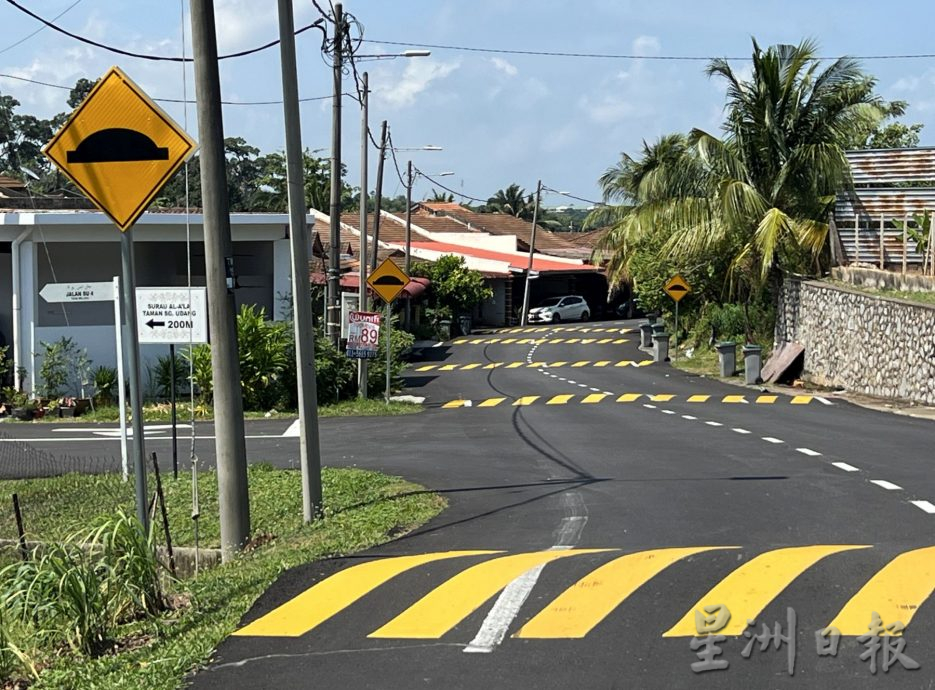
[662, 545, 871, 637]
[828, 545, 935, 635]
[546, 394, 574, 405]
[368, 550, 613, 639]
[516, 547, 737, 639]
[415, 365, 438, 372]
[234, 551, 500, 637]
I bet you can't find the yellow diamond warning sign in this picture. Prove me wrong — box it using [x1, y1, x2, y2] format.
[367, 258, 410, 304]
[43, 66, 196, 232]
[663, 274, 692, 302]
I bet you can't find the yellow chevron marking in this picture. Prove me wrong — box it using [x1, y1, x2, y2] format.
[487, 338, 502, 344]
[598, 338, 613, 344]
[663, 545, 870, 637]
[566, 338, 581, 344]
[472, 339, 488, 344]
[442, 400, 468, 408]
[617, 393, 641, 402]
[723, 395, 746, 404]
[547, 394, 575, 405]
[756, 395, 778, 404]
[615, 361, 634, 367]
[527, 362, 547, 368]
[582, 393, 609, 404]
[650, 394, 676, 402]
[514, 396, 539, 406]
[688, 395, 710, 403]
[636, 360, 654, 367]
[483, 362, 503, 369]
[368, 550, 610, 639]
[550, 361, 568, 367]
[581, 339, 597, 344]
[507, 362, 525, 369]
[453, 339, 468, 345]
[415, 365, 438, 372]
[516, 547, 735, 639]
[572, 361, 591, 368]
[594, 361, 612, 367]
[515, 339, 530, 344]
[791, 396, 813, 405]
[439, 364, 459, 371]
[551, 338, 566, 344]
[478, 397, 506, 408]
[502, 338, 517, 344]
[234, 551, 498, 637]
[460, 363, 482, 370]
[828, 546, 935, 635]
[613, 339, 627, 344]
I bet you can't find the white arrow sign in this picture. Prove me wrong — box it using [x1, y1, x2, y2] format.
[135, 287, 208, 345]
[39, 281, 115, 303]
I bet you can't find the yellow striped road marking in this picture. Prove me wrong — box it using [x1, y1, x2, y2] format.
[453, 339, 468, 344]
[571, 361, 591, 367]
[471, 338, 486, 344]
[527, 362, 546, 368]
[234, 551, 498, 637]
[566, 338, 580, 344]
[439, 364, 459, 371]
[663, 545, 870, 637]
[723, 395, 746, 403]
[547, 394, 575, 405]
[550, 361, 568, 367]
[597, 338, 613, 344]
[478, 397, 506, 408]
[551, 339, 566, 344]
[615, 361, 634, 367]
[487, 338, 502, 343]
[507, 362, 525, 369]
[483, 362, 503, 369]
[791, 395, 813, 405]
[502, 338, 517, 344]
[514, 396, 540, 406]
[636, 360, 653, 367]
[581, 338, 596, 344]
[688, 395, 710, 403]
[461, 363, 482, 370]
[415, 365, 438, 372]
[650, 394, 676, 402]
[442, 400, 468, 409]
[828, 546, 935, 635]
[594, 361, 611, 367]
[582, 393, 609, 404]
[368, 550, 610, 639]
[612, 339, 627, 344]
[516, 547, 735, 639]
[617, 393, 641, 402]
[756, 395, 778, 404]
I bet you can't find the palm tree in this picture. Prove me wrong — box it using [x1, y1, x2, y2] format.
[426, 189, 454, 202]
[486, 183, 535, 220]
[593, 39, 884, 293]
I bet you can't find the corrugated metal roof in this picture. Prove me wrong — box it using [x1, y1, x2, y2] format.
[845, 148, 935, 185]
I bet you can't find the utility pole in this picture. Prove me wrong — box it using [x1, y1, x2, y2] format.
[278, 0, 323, 520]
[404, 160, 413, 329]
[327, 2, 344, 348]
[358, 72, 369, 398]
[520, 180, 542, 326]
[370, 120, 388, 270]
[191, 0, 250, 559]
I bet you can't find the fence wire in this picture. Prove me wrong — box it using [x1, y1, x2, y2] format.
[0, 431, 121, 479]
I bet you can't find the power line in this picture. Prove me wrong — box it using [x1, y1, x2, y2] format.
[363, 38, 935, 62]
[0, 0, 82, 55]
[416, 169, 488, 205]
[3, 0, 326, 62]
[542, 186, 605, 207]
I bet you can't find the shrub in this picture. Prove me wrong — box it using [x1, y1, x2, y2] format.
[93, 366, 119, 406]
[148, 353, 189, 400]
[367, 315, 415, 394]
[37, 337, 93, 399]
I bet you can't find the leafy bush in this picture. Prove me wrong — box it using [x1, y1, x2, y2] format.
[411, 255, 492, 318]
[93, 366, 118, 406]
[314, 330, 356, 405]
[37, 337, 93, 399]
[367, 315, 415, 394]
[148, 353, 189, 400]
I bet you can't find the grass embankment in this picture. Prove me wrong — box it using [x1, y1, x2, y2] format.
[18, 398, 422, 424]
[0, 465, 445, 689]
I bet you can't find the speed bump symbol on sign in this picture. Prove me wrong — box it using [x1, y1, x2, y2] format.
[42, 66, 197, 232]
[367, 258, 410, 304]
[664, 274, 692, 303]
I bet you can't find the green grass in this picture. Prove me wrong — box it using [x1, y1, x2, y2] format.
[14, 398, 422, 424]
[0, 465, 445, 689]
[826, 279, 935, 306]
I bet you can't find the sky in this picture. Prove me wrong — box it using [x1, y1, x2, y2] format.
[2, 0, 935, 210]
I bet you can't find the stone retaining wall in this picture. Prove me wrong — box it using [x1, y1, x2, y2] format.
[775, 278, 935, 404]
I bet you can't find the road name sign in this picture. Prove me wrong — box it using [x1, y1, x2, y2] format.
[39, 281, 115, 303]
[664, 274, 692, 303]
[135, 287, 208, 345]
[346, 311, 381, 359]
[367, 258, 410, 304]
[42, 66, 197, 232]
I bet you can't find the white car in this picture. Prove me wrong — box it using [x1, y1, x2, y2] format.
[527, 295, 590, 323]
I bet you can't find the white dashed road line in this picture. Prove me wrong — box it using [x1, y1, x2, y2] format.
[870, 479, 903, 491]
[911, 500, 935, 514]
[762, 437, 784, 444]
[732, 428, 751, 434]
[796, 447, 821, 456]
[682, 415, 697, 420]
[705, 421, 723, 427]
[832, 462, 860, 472]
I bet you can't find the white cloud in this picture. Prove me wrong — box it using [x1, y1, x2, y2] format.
[490, 57, 518, 77]
[214, 0, 278, 54]
[378, 60, 460, 108]
[632, 35, 661, 57]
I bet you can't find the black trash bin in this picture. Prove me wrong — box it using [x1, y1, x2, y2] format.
[457, 315, 472, 336]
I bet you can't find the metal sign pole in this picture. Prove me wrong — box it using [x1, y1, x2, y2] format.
[113, 276, 129, 482]
[385, 302, 392, 403]
[120, 232, 149, 533]
[674, 299, 679, 364]
[170, 343, 178, 480]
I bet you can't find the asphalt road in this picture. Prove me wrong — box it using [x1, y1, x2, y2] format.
[7, 319, 935, 688]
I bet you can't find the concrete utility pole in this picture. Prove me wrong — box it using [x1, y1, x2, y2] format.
[358, 72, 369, 398]
[190, 0, 250, 559]
[371, 120, 388, 270]
[520, 180, 542, 326]
[404, 160, 413, 329]
[278, 0, 323, 520]
[327, 2, 344, 348]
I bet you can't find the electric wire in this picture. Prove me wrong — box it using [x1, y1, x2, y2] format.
[542, 186, 605, 207]
[0, 0, 82, 55]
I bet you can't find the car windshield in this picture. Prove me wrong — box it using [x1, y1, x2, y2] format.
[538, 298, 562, 307]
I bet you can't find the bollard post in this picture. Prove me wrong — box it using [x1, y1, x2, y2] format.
[652, 332, 670, 362]
[639, 322, 653, 348]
